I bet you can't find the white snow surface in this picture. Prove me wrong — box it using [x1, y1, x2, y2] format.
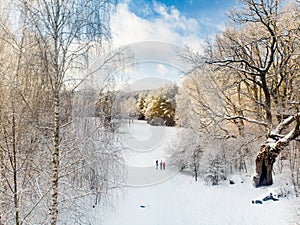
[97, 121, 296, 225]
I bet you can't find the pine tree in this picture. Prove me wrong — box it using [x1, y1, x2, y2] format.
[136, 95, 146, 120]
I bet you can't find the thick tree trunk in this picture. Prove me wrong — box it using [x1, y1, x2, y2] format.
[253, 145, 279, 187]
[253, 113, 300, 187]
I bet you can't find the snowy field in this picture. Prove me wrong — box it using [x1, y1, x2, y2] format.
[99, 121, 298, 225]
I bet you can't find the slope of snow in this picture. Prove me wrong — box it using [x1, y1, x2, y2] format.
[98, 121, 296, 225]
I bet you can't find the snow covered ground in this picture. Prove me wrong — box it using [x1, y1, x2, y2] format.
[99, 121, 297, 225]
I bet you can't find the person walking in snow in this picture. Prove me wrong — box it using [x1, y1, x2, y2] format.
[160, 160, 162, 170]
[163, 161, 166, 170]
[155, 160, 158, 170]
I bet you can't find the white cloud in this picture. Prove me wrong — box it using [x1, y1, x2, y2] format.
[109, 1, 204, 87]
[110, 1, 205, 51]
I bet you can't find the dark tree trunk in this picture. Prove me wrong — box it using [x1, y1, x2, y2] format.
[253, 114, 300, 188]
[253, 145, 280, 187]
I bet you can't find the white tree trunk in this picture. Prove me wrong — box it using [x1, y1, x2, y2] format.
[50, 88, 60, 225]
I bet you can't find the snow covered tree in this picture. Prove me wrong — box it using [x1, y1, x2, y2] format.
[175, 85, 194, 128]
[136, 94, 147, 120]
[143, 95, 174, 125]
[0, 0, 127, 224]
[28, 1, 112, 222]
[168, 129, 204, 181]
[0, 4, 57, 223]
[96, 91, 116, 128]
[183, 0, 300, 187]
[204, 155, 226, 185]
[136, 83, 178, 126]
[288, 142, 300, 197]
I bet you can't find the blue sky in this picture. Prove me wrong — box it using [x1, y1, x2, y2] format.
[110, 0, 237, 88]
[159, 0, 236, 35]
[120, 0, 236, 39]
[111, 0, 237, 47]
[127, 0, 235, 18]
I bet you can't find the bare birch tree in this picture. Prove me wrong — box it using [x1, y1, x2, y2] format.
[20, 0, 122, 223]
[0, 3, 51, 223]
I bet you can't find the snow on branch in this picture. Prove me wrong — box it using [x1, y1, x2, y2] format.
[206, 58, 263, 76]
[268, 113, 300, 150]
[222, 115, 268, 126]
[270, 113, 300, 137]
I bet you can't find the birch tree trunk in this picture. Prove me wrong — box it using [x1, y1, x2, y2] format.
[0, 121, 7, 225]
[50, 87, 60, 225]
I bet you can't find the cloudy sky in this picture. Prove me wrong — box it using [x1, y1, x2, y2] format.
[109, 0, 237, 89]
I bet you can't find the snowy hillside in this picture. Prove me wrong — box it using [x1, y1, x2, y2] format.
[98, 121, 297, 225]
